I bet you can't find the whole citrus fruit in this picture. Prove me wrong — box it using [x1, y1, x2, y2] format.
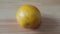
[16, 5, 41, 29]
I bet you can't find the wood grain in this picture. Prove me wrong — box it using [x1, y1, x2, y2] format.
[0, 0, 60, 34]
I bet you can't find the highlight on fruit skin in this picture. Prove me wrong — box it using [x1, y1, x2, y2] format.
[16, 4, 41, 29]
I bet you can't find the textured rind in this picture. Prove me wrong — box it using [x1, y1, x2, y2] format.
[16, 5, 41, 29]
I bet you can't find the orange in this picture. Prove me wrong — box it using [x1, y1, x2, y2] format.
[16, 4, 41, 29]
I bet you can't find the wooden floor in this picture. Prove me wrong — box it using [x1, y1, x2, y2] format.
[0, 0, 60, 34]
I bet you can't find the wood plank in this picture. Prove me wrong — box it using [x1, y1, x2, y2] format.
[0, 0, 60, 34]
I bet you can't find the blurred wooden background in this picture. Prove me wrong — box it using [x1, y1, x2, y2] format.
[0, 0, 60, 34]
